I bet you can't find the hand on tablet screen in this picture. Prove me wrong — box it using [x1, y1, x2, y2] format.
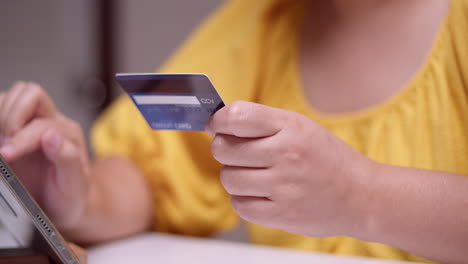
[0, 82, 91, 232]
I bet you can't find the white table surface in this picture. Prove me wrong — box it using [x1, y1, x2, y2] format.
[88, 233, 424, 264]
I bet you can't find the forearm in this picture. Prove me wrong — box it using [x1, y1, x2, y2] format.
[63, 156, 154, 245]
[355, 163, 468, 263]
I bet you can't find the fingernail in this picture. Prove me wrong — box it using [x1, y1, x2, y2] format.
[0, 144, 16, 158]
[43, 130, 62, 151]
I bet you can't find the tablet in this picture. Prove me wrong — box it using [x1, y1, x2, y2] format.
[0, 154, 80, 263]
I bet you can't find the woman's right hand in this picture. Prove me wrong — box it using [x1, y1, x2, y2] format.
[0, 81, 91, 232]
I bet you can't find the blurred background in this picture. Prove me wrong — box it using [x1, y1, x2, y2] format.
[0, 0, 228, 247]
[0, 0, 222, 137]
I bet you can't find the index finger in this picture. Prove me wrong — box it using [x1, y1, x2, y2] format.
[3, 82, 56, 137]
[206, 101, 284, 138]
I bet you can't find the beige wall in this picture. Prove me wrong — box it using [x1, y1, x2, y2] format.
[117, 0, 223, 73]
[0, 0, 96, 133]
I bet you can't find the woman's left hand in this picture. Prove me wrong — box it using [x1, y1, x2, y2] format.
[206, 101, 374, 237]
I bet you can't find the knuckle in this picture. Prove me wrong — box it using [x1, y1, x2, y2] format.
[211, 135, 227, 161]
[283, 142, 307, 163]
[231, 197, 269, 223]
[261, 141, 275, 163]
[27, 82, 45, 98]
[230, 197, 250, 219]
[228, 100, 246, 112]
[220, 172, 232, 193]
[226, 101, 248, 129]
[10, 81, 25, 91]
[286, 114, 306, 132]
[278, 123, 311, 164]
[220, 167, 238, 194]
[61, 142, 81, 161]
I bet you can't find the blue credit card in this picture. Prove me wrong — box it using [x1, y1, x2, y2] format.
[116, 73, 225, 131]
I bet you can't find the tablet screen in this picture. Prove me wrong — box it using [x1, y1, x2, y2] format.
[2, 178, 40, 250]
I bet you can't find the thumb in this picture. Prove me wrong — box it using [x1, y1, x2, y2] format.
[41, 128, 83, 192]
[41, 128, 89, 229]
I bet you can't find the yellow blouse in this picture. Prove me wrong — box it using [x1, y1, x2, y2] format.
[91, 0, 468, 262]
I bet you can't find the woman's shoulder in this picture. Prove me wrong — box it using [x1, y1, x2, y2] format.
[441, 0, 468, 73]
[446, 0, 468, 43]
[430, 0, 468, 85]
[448, 0, 468, 29]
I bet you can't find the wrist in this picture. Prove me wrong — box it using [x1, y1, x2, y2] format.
[60, 173, 99, 244]
[344, 157, 382, 241]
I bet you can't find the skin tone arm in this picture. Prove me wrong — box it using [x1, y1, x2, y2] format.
[63, 156, 154, 245]
[207, 101, 468, 264]
[358, 164, 468, 263]
[0, 82, 153, 245]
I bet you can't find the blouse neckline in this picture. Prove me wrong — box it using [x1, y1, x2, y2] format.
[289, 1, 452, 125]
